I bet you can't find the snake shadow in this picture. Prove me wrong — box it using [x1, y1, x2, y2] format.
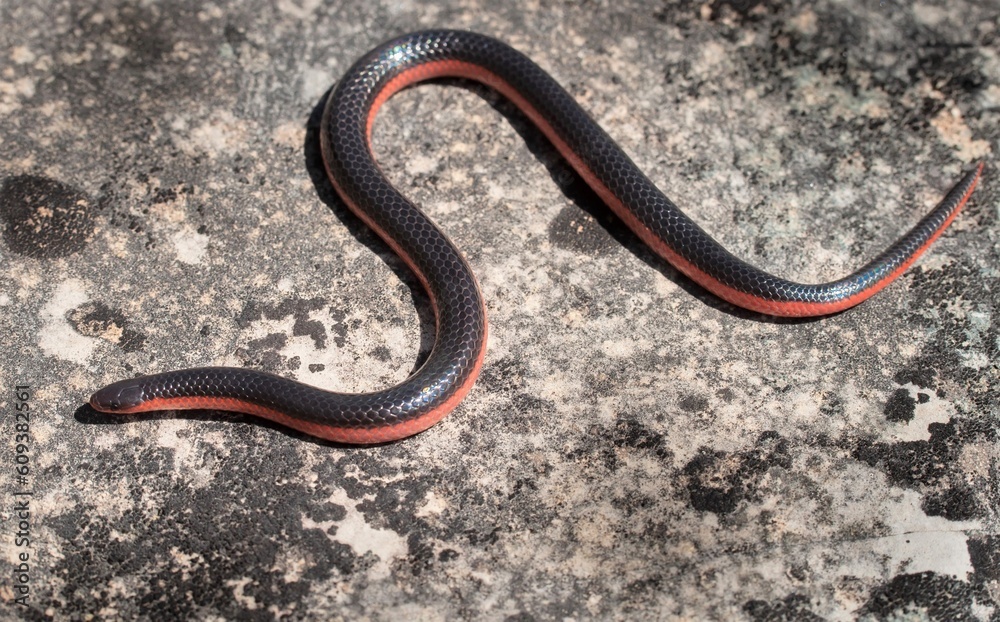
[303, 79, 827, 330]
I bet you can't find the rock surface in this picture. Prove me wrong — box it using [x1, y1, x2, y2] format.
[0, 0, 997, 619]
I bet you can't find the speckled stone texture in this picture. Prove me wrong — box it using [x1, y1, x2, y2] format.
[0, 0, 997, 620]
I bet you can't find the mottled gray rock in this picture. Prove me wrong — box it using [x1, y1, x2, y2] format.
[0, 0, 996, 619]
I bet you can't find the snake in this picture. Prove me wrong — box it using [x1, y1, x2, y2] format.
[89, 30, 984, 443]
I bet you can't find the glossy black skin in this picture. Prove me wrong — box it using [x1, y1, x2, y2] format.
[91, 30, 980, 441]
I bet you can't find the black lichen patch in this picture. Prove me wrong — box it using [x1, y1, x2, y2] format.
[68, 301, 147, 353]
[683, 431, 791, 514]
[853, 418, 997, 521]
[236, 333, 289, 374]
[714, 3, 987, 175]
[565, 416, 674, 476]
[48, 442, 358, 620]
[406, 531, 437, 577]
[237, 297, 329, 350]
[709, 0, 772, 23]
[883, 388, 916, 423]
[855, 256, 999, 523]
[893, 367, 937, 390]
[859, 572, 992, 622]
[908, 38, 985, 101]
[607, 417, 672, 460]
[0, 175, 96, 259]
[327, 307, 349, 348]
[743, 593, 824, 622]
[904, 262, 999, 415]
[234, 298, 331, 371]
[651, 0, 773, 31]
[968, 535, 1000, 583]
[679, 394, 709, 413]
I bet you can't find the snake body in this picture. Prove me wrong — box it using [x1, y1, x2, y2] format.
[90, 30, 984, 443]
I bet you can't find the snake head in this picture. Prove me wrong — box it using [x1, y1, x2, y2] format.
[89, 380, 147, 413]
